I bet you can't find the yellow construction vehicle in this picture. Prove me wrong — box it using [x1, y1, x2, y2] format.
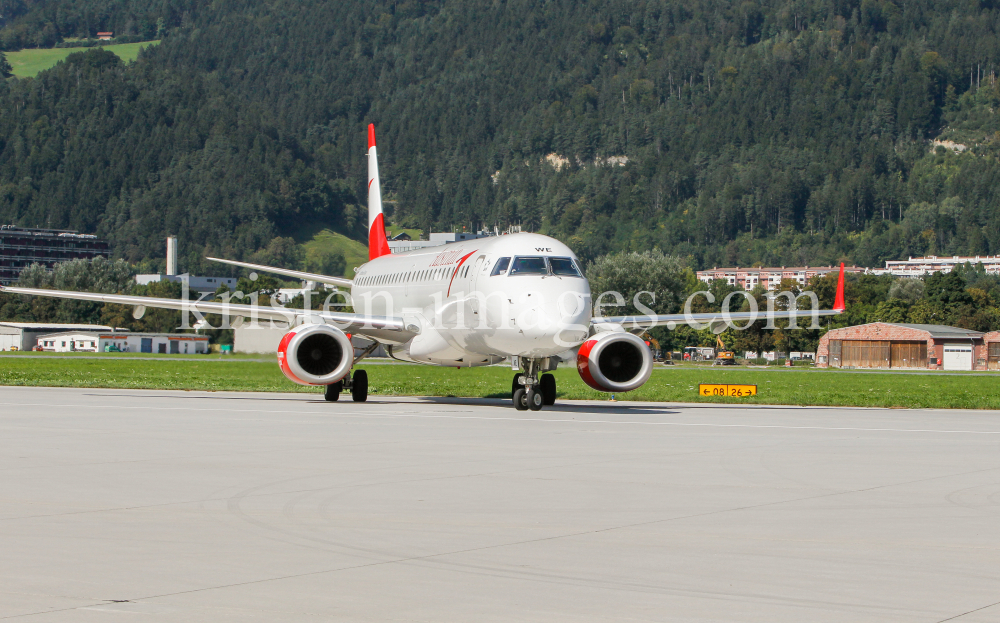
[713, 335, 736, 365]
[640, 332, 665, 362]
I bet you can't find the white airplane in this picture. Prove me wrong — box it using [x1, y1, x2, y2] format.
[1, 125, 846, 410]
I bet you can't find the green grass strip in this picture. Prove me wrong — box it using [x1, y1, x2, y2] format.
[2, 356, 998, 409]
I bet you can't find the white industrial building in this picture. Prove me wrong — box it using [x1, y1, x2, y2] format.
[696, 265, 866, 291]
[134, 236, 238, 293]
[134, 274, 238, 294]
[37, 331, 209, 354]
[388, 231, 494, 254]
[0, 322, 116, 351]
[866, 255, 1000, 277]
[697, 256, 1000, 291]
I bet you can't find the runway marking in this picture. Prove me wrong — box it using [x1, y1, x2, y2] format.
[5, 401, 1000, 436]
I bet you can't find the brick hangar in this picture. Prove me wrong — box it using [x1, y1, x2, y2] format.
[817, 323, 1000, 371]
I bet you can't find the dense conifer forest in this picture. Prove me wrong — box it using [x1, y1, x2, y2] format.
[0, 0, 999, 275]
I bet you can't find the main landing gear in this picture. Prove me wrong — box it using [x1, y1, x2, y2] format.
[511, 359, 557, 411]
[324, 341, 379, 403]
[324, 369, 368, 402]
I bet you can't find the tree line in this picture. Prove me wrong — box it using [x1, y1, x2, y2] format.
[5, 250, 1000, 354]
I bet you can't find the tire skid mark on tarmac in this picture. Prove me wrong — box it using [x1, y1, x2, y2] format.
[217, 455, 1000, 620]
[391, 549, 932, 619]
[945, 481, 1000, 517]
[218, 439, 817, 564]
[13, 463, 992, 622]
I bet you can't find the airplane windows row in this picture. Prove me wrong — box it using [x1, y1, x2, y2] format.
[357, 266, 465, 287]
[354, 258, 579, 286]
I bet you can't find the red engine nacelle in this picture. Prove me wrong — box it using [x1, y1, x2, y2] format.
[576, 331, 653, 393]
[277, 324, 354, 386]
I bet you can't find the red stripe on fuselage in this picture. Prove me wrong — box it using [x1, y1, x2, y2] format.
[446, 250, 478, 297]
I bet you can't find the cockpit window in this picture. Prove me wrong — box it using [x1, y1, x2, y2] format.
[491, 257, 511, 276]
[548, 257, 581, 277]
[509, 256, 548, 275]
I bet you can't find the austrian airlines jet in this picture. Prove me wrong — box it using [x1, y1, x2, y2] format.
[1, 125, 846, 410]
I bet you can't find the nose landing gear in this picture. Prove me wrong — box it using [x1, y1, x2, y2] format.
[511, 358, 557, 410]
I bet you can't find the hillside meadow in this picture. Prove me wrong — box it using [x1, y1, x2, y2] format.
[5, 41, 159, 77]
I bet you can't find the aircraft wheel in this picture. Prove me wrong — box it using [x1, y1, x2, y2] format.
[540, 373, 556, 406]
[511, 372, 522, 399]
[351, 369, 368, 402]
[527, 388, 544, 411]
[324, 381, 342, 402]
[513, 387, 528, 410]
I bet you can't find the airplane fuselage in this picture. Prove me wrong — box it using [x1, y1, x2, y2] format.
[351, 233, 592, 366]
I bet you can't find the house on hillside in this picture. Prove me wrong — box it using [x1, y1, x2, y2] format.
[97, 32, 113, 40]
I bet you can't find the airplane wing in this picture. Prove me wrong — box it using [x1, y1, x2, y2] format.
[592, 262, 847, 332]
[206, 257, 355, 288]
[0, 286, 411, 343]
[591, 307, 843, 332]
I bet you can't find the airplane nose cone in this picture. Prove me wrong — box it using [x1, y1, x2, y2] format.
[511, 284, 591, 350]
[556, 291, 591, 345]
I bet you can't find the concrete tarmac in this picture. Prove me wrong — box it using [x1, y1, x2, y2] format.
[2, 386, 999, 622]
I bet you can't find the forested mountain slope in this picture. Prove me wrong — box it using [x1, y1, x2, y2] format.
[0, 0, 196, 49]
[1, 0, 999, 274]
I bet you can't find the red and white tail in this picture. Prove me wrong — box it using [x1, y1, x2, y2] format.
[833, 262, 846, 312]
[367, 124, 391, 261]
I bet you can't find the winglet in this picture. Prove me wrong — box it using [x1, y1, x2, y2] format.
[367, 123, 391, 261]
[832, 262, 846, 312]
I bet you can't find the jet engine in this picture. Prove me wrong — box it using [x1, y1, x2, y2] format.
[576, 331, 653, 393]
[277, 324, 354, 386]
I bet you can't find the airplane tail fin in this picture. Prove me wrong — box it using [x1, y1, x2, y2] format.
[367, 124, 391, 261]
[833, 262, 846, 312]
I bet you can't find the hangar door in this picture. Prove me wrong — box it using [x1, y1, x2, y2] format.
[835, 340, 927, 368]
[840, 340, 890, 368]
[942, 343, 973, 370]
[889, 341, 927, 369]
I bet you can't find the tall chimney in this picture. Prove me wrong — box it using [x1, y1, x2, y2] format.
[166, 236, 178, 276]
